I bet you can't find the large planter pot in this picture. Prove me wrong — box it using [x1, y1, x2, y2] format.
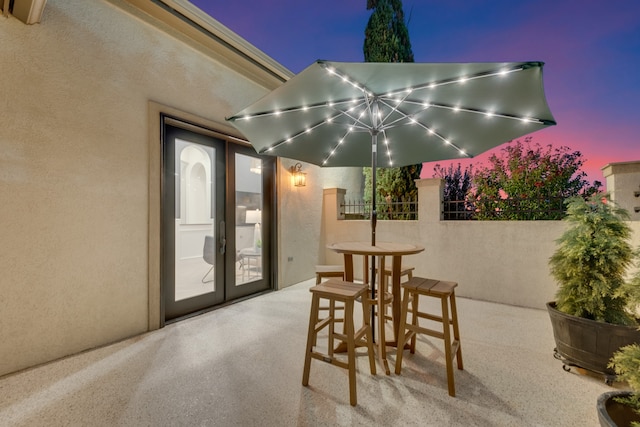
[547, 302, 640, 383]
[598, 391, 640, 427]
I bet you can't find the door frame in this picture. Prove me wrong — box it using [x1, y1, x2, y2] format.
[147, 103, 277, 329]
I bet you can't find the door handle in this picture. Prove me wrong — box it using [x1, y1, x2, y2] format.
[219, 220, 226, 254]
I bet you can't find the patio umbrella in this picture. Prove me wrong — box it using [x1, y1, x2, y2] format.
[227, 60, 556, 323]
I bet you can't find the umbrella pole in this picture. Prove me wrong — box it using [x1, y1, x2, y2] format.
[370, 132, 378, 341]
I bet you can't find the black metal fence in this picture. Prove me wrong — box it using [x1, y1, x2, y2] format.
[341, 196, 418, 220]
[443, 196, 566, 220]
[341, 195, 566, 221]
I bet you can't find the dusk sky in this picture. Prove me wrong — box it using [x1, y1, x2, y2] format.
[191, 0, 639, 186]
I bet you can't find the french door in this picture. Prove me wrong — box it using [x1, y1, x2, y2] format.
[162, 119, 273, 321]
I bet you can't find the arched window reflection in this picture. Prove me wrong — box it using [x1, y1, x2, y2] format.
[177, 142, 213, 224]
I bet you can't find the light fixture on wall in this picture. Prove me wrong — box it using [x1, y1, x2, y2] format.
[250, 158, 262, 174]
[290, 162, 306, 187]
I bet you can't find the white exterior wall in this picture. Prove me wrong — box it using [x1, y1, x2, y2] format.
[0, 0, 287, 377]
[321, 179, 640, 310]
[0, 0, 369, 377]
[276, 160, 362, 287]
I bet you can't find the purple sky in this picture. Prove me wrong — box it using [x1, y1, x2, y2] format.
[192, 0, 639, 186]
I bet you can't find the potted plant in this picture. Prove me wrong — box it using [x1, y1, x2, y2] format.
[597, 343, 640, 426]
[547, 194, 640, 383]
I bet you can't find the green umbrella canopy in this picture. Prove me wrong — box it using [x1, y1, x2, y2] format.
[227, 60, 556, 321]
[227, 60, 556, 168]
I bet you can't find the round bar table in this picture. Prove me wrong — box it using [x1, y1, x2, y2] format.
[328, 241, 424, 374]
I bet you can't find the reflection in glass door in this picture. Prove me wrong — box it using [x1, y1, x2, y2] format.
[235, 153, 263, 285]
[175, 142, 216, 300]
[163, 124, 225, 320]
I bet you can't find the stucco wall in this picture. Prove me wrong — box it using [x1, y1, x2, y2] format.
[276, 160, 362, 288]
[321, 179, 640, 310]
[0, 0, 273, 376]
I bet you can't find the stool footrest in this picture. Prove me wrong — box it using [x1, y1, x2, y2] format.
[415, 311, 452, 324]
[313, 316, 333, 333]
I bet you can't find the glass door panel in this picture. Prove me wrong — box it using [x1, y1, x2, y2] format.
[225, 144, 272, 300]
[235, 152, 263, 285]
[174, 141, 216, 300]
[163, 124, 225, 320]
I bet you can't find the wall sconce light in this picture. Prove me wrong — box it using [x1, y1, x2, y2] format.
[290, 162, 307, 187]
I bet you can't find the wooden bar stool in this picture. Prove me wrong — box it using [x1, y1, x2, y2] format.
[315, 264, 345, 284]
[394, 277, 463, 397]
[302, 279, 376, 406]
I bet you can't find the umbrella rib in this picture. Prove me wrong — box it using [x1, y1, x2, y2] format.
[260, 114, 342, 154]
[322, 115, 368, 166]
[376, 98, 423, 130]
[383, 62, 534, 98]
[379, 99, 470, 158]
[424, 102, 547, 124]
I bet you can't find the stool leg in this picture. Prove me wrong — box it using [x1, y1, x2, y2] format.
[409, 291, 418, 353]
[302, 294, 320, 387]
[328, 298, 336, 357]
[394, 287, 411, 375]
[344, 299, 357, 406]
[441, 295, 455, 397]
[450, 291, 463, 370]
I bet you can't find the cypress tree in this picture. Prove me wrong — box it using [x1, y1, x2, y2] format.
[363, 0, 421, 212]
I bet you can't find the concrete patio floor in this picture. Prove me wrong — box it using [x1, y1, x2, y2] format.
[0, 279, 626, 426]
